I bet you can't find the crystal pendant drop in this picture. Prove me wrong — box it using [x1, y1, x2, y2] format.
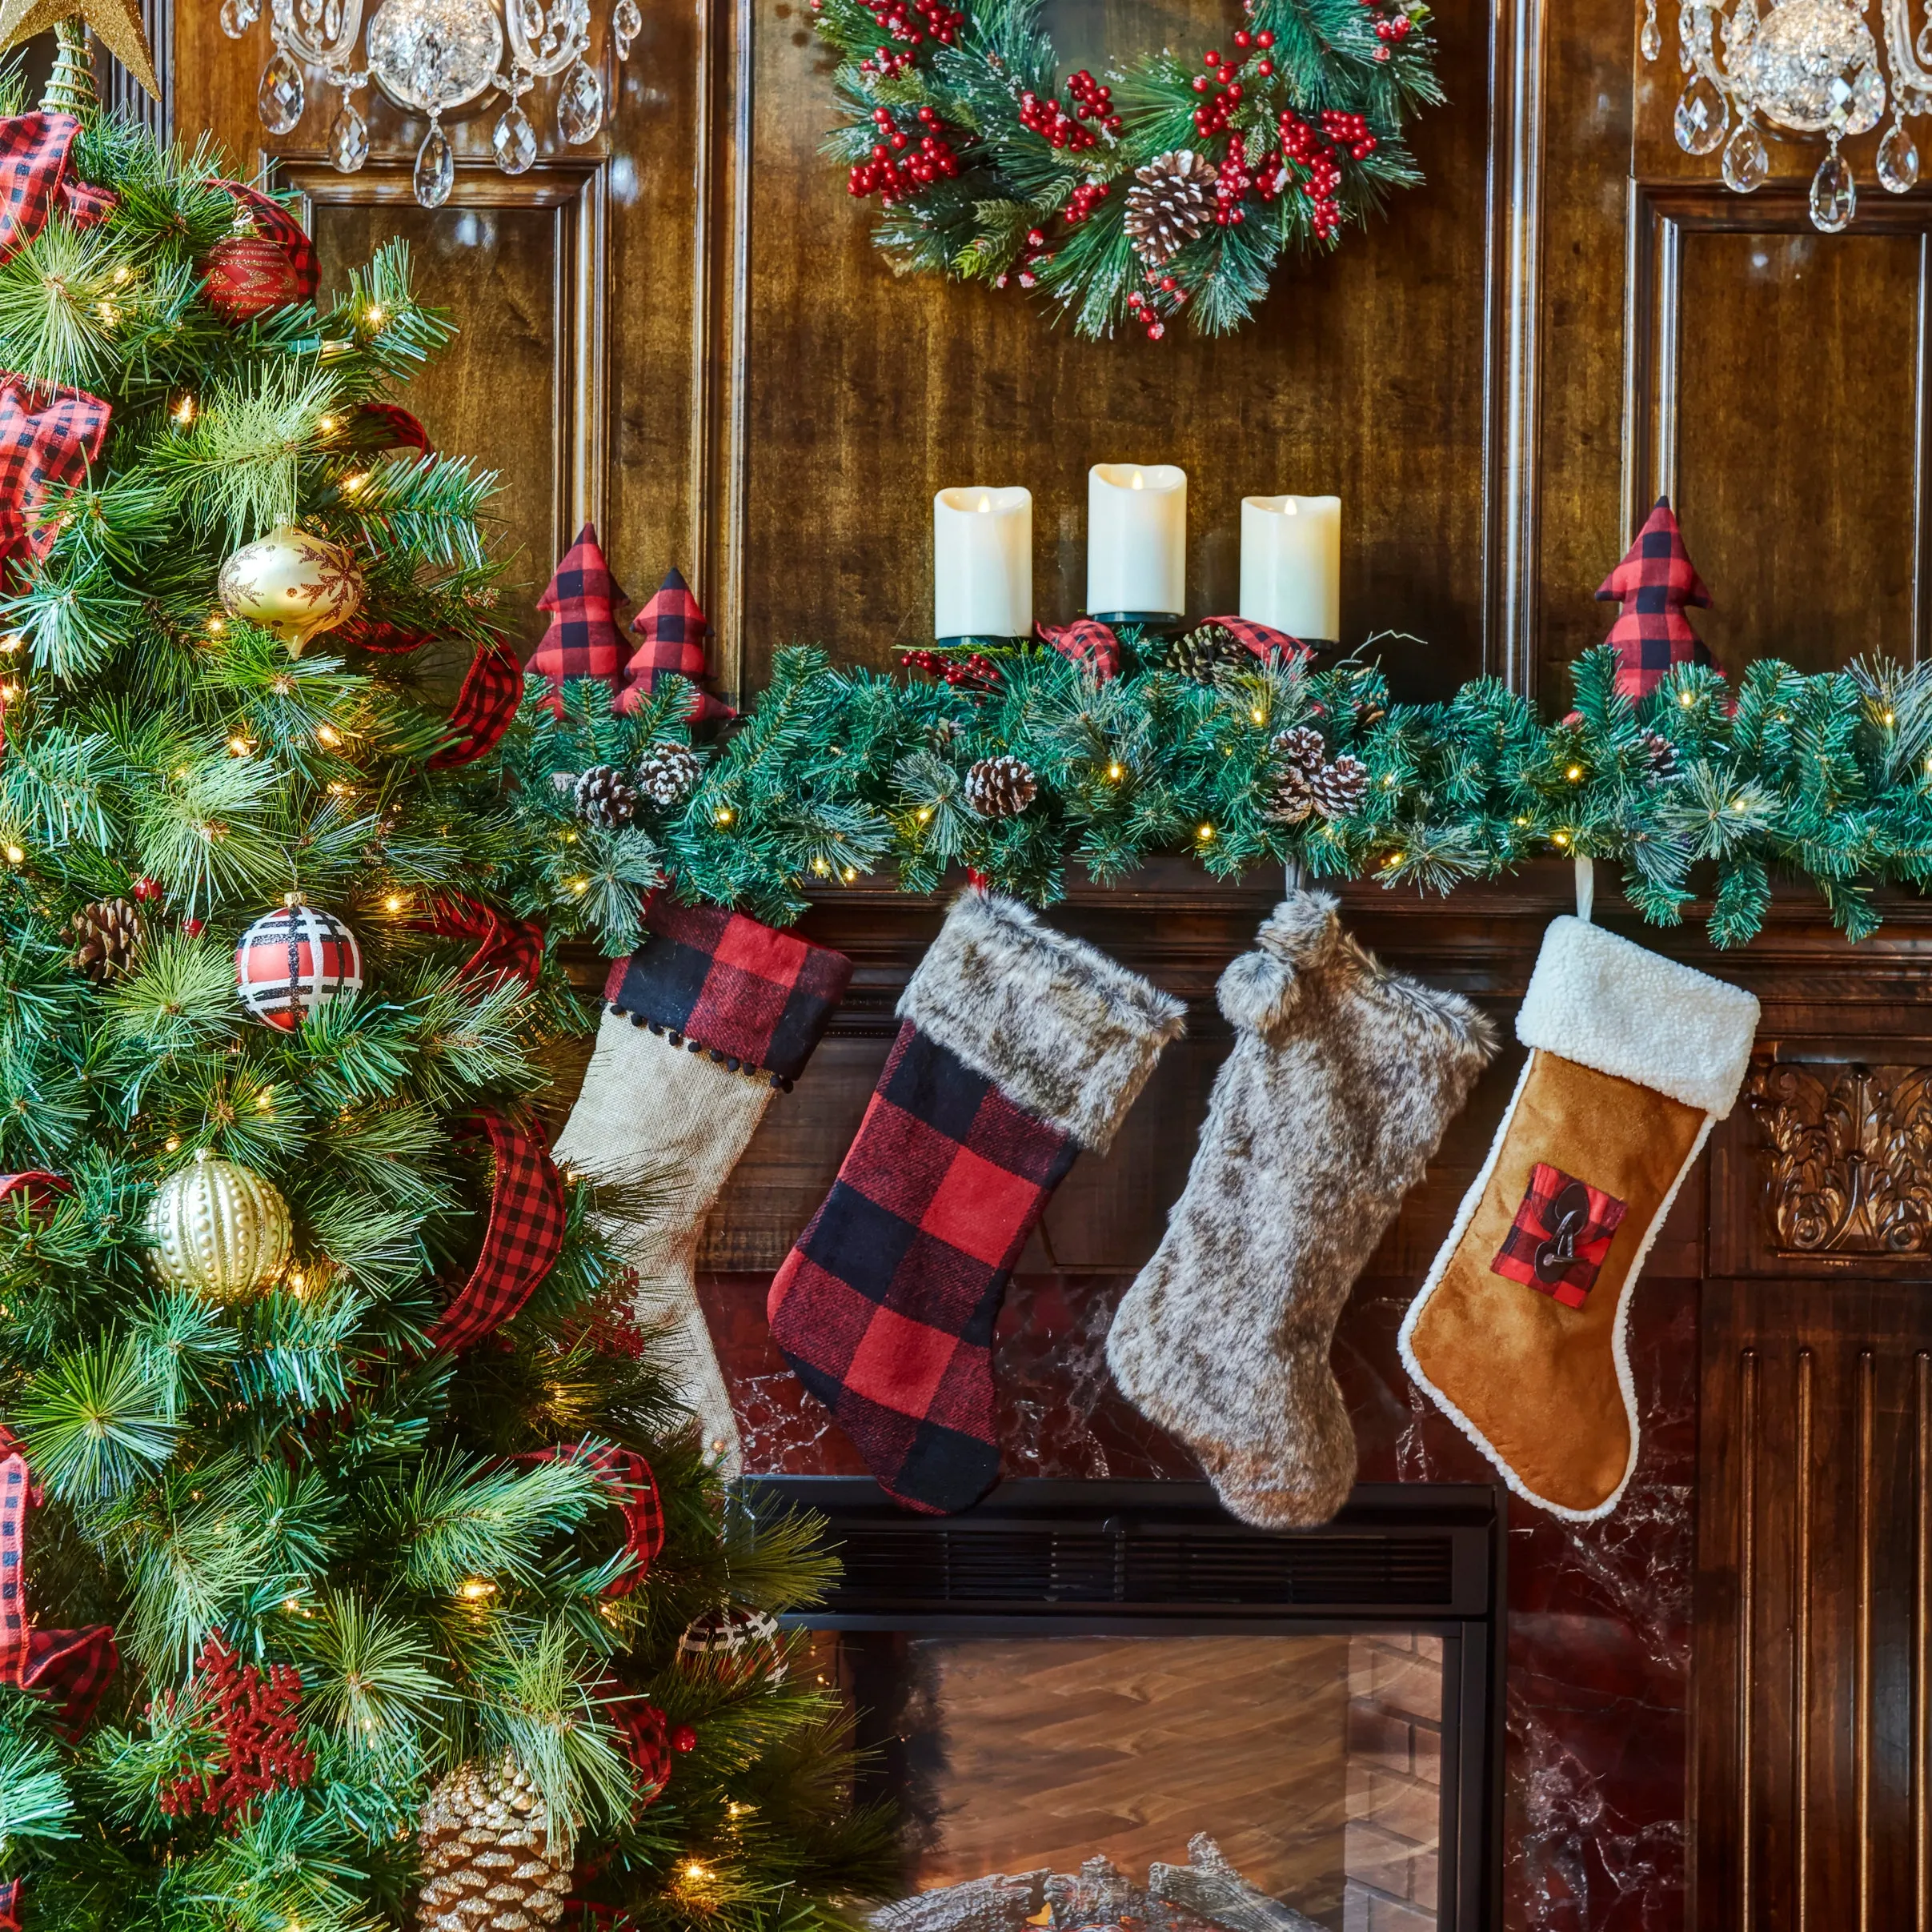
[613, 0, 642, 59]
[220, 0, 260, 37]
[257, 50, 306, 134]
[1640, 10, 1661, 60]
[556, 58, 603, 144]
[414, 121, 455, 208]
[1878, 118, 1920, 193]
[1674, 74, 1727, 154]
[1810, 145, 1856, 231]
[329, 98, 369, 172]
[1722, 118, 1767, 192]
[492, 102, 536, 174]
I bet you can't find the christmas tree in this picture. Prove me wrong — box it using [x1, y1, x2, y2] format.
[0, 23, 888, 1932]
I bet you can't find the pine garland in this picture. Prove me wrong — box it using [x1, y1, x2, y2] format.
[505, 636, 1932, 950]
[812, 0, 1441, 339]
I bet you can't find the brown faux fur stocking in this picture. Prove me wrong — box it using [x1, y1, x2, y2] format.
[1107, 895, 1496, 1529]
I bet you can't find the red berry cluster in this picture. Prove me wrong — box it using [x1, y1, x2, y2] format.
[153, 1634, 315, 1824]
[1189, 30, 1273, 138]
[1066, 69, 1123, 134]
[856, 43, 915, 77]
[900, 649, 1003, 688]
[1125, 276, 1184, 341]
[1357, 0, 1412, 59]
[1020, 88, 1098, 151]
[1279, 110, 1346, 238]
[1064, 178, 1109, 224]
[1215, 140, 1253, 224]
[864, 0, 961, 47]
[848, 105, 961, 202]
[1319, 107, 1377, 160]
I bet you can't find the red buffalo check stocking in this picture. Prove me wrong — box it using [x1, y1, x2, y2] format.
[768, 891, 1184, 1514]
[554, 897, 852, 1470]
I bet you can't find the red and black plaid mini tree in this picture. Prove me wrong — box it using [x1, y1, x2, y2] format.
[531, 521, 631, 696]
[1596, 495, 1715, 701]
[622, 565, 736, 721]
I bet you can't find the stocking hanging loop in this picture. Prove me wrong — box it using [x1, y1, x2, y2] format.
[1574, 856, 1595, 924]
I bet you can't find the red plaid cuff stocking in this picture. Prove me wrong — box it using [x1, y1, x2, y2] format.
[768, 892, 1184, 1515]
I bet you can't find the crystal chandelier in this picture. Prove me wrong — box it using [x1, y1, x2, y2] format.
[1641, 0, 1928, 230]
[224, 0, 642, 207]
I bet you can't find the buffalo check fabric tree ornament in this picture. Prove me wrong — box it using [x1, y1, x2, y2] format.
[622, 567, 736, 722]
[531, 523, 630, 697]
[554, 896, 853, 1471]
[1596, 496, 1714, 700]
[1401, 911, 1760, 1521]
[768, 890, 1185, 1515]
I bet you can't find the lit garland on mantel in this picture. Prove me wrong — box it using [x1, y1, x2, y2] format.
[499, 634, 1932, 952]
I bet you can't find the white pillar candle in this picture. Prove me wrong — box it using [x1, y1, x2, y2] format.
[1087, 463, 1187, 618]
[1240, 494, 1341, 641]
[933, 486, 1032, 639]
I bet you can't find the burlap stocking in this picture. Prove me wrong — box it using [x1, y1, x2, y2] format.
[1107, 895, 1496, 1529]
[1401, 910, 1759, 1520]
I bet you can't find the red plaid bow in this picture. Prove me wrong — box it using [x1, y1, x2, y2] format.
[1196, 615, 1311, 663]
[1597, 497, 1714, 701]
[415, 893, 545, 990]
[518, 1443, 663, 1596]
[532, 523, 629, 699]
[621, 567, 735, 722]
[0, 114, 116, 263]
[1, 1448, 118, 1734]
[427, 1112, 567, 1353]
[0, 378, 111, 581]
[427, 636, 523, 768]
[1036, 618, 1120, 680]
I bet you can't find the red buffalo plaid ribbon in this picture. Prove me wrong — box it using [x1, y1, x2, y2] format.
[427, 635, 522, 768]
[0, 378, 112, 579]
[597, 1681, 671, 1798]
[532, 523, 629, 700]
[1596, 497, 1714, 701]
[0, 114, 117, 263]
[1036, 618, 1120, 680]
[0, 1878, 20, 1932]
[1491, 1161, 1628, 1310]
[1196, 615, 1311, 663]
[1, 1448, 118, 1734]
[621, 567, 735, 723]
[519, 1443, 663, 1596]
[427, 1112, 567, 1353]
[415, 893, 545, 990]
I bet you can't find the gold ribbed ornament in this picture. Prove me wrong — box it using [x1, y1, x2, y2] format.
[145, 1150, 292, 1298]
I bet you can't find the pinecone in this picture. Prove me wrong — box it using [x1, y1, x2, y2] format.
[1309, 754, 1370, 820]
[68, 896, 145, 983]
[573, 764, 639, 829]
[415, 1757, 571, 1932]
[1124, 149, 1216, 266]
[1269, 724, 1327, 775]
[635, 742, 702, 808]
[963, 753, 1039, 820]
[1638, 728, 1677, 777]
[1166, 624, 1240, 682]
[1265, 765, 1317, 826]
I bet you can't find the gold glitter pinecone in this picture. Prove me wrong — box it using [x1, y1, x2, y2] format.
[962, 753, 1039, 820]
[1123, 149, 1216, 265]
[415, 1757, 571, 1932]
[68, 896, 145, 983]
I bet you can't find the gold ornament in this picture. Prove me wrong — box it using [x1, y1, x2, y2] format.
[218, 524, 364, 657]
[145, 1149, 291, 1298]
[415, 1757, 571, 1932]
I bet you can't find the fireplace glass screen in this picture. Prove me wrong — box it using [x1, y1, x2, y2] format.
[816, 1629, 1448, 1932]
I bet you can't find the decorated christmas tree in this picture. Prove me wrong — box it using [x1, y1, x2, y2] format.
[0, 23, 888, 1932]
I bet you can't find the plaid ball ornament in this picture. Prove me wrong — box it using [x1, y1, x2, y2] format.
[235, 898, 364, 1032]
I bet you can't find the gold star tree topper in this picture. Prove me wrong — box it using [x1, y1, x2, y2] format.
[0, 0, 160, 105]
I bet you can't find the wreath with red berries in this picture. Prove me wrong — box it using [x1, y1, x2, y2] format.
[810, 0, 1440, 340]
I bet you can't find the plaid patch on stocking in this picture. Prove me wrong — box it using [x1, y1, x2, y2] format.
[0, 377, 111, 574]
[532, 523, 629, 691]
[1596, 496, 1714, 700]
[427, 1112, 567, 1352]
[603, 896, 852, 1085]
[1491, 1161, 1628, 1309]
[621, 567, 735, 722]
[768, 1023, 1079, 1514]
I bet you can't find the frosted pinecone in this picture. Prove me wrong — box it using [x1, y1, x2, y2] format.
[1269, 724, 1327, 775]
[1309, 754, 1369, 820]
[635, 742, 703, 808]
[415, 1756, 571, 1932]
[1265, 765, 1317, 826]
[574, 764, 639, 828]
[962, 754, 1039, 820]
[1124, 150, 1216, 265]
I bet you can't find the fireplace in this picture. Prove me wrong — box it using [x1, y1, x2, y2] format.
[752, 1481, 1503, 1932]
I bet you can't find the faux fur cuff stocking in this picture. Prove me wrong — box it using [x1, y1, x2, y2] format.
[1108, 895, 1495, 1528]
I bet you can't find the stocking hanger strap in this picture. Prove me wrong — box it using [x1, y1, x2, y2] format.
[1574, 855, 1594, 924]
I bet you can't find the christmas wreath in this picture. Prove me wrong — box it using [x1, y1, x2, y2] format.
[811, 0, 1442, 340]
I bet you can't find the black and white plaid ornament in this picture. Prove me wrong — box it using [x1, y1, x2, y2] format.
[675, 1605, 786, 1684]
[234, 898, 363, 1032]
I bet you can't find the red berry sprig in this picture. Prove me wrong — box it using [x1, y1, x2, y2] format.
[1190, 29, 1273, 138]
[1320, 107, 1378, 160]
[1279, 109, 1346, 238]
[1019, 88, 1098, 151]
[900, 649, 1004, 688]
[1064, 178, 1109, 225]
[863, 0, 961, 48]
[848, 105, 962, 202]
[1065, 69, 1123, 133]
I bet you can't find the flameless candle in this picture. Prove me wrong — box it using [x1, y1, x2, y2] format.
[933, 486, 1032, 639]
[1087, 463, 1186, 619]
[1240, 495, 1341, 643]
